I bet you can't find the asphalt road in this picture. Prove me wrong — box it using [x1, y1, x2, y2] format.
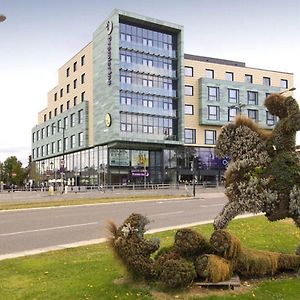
[0, 192, 227, 259]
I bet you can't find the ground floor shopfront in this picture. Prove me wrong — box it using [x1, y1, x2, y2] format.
[34, 144, 227, 187]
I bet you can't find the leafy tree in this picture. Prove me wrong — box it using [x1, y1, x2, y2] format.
[2, 156, 26, 186]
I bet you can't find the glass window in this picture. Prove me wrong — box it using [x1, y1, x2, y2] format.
[73, 79, 77, 89]
[64, 137, 68, 151]
[206, 69, 214, 78]
[66, 84, 70, 93]
[71, 113, 75, 127]
[208, 105, 220, 120]
[266, 111, 276, 126]
[245, 74, 253, 83]
[81, 73, 85, 84]
[208, 86, 219, 101]
[205, 130, 216, 145]
[49, 111, 52, 119]
[74, 96, 77, 106]
[81, 55, 85, 66]
[185, 104, 194, 115]
[184, 128, 196, 144]
[228, 107, 238, 121]
[60, 104, 63, 113]
[67, 101, 70, 110]
[280, 79, 288, 89]
[52, 141, 56, 154]
[57, 139, 62, 152]
[247, 91, 258, 105]
[228, 89, 239, 103]
[225, 72, 234, 81]
[78, 132, 83, 147]
[184, 66, 193, 77]
[64, 116, 68, 129]
[248, 109, 258, 122]
[43, 114, 46, 122]
[78, 109, 83, 124]
[81, 91, 85, 101]
[54, 93, 57, 101]
[263, 77, 271, 86]
[60, 88, 63, 97]
[66, 68, 70, 77]
[71, 135, 75, 149]
[185, 85, 193, 96]
[73, 61, 77, 72]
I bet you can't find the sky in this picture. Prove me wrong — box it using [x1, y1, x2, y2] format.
[1, 0, 300, 165]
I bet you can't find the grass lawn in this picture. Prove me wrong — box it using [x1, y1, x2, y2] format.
[0, 216, 299, 299]
[0, 194, 186, 211]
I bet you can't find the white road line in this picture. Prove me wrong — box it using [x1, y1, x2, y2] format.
[149, 211, 184, 217]
[0, 222, 98, 237]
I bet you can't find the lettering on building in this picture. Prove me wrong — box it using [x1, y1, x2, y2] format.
[106, 20, 113, 85]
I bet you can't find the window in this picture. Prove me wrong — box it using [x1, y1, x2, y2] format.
[280, 79, 288, 89]
[71, 135, 75, 149]
[67, 100, 70, 110]
[266, 111, 276, 126]
[184, 129, 196, 144]
[51, 123, 56, 134]
[208, 105, 220, 120]
[46, 144, 50, 155]
[54, 93, 57, 101]
[120, 73, 132, 84]
[263, 77, 271, 86]
[185, 85, 193, 96]
[206, 69, 214, 78]
[81, 91, 85, 102]
[41, 128, 45, 139]
[73, 61, 77, 72]
[43, 114, 46, 122]
[70, 113, 75, 127]
[73, 79, 77, 89]
[225, 72, 234, 81]
[64, 116, 68, 129]
[78, 109, 83, 124]
[120, 33, 132, 42]
[245, 74, 253, 83]
[81, 55, 85, 66]
[36, 130, 40, 141]
[208, 86, 219, 101]
[184, 104, 194, 115]
[46, 125, 50, 137]
[121, 54, 132, 63]
[228, 89, 239, 103]
[54, 108, 57, 116]
[120, 95, 132, 105]
[60, 88, 63, 97]
[205, 130, 216, 145]
[142, 99, 153, 107]
[78, 132, 83, 147]
[81, 73, 85, 84]
[49, 111, 52, 119]
[57, 139, 62, 152]
[66, 67, 70, 77]
[142, 78, 153, 87]
[74, 96, 77, 106]
[57, 120, 62, 132]
[248, 109, 258, 122]
[228, 107, 238, 121]
[52, 141, 56, 154]
[64, 137, 68, 151]
[32, 132, 36, 143]
[247, 91, 258, 105]
[66, 84, 70, 93]
[184, 66, 193, 77]
[60, 104, 63, 113]
[142, 38, 153, 47]
[41, 146, 45, 157]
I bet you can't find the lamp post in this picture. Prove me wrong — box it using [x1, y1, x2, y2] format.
[229, 102, 246, 116]
[280, 87, 296, 95]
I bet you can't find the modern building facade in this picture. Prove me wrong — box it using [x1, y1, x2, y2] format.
[31, 9, 294, 186]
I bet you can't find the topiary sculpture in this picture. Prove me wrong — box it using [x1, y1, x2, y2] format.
[108, 213, 160, 279]
[214, 93, 300, 255]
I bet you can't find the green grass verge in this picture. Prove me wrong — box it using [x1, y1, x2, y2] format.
[0, 194, 186, 211]
[0, 216, 299, 299]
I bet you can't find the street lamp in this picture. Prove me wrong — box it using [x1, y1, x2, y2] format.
[280, 87, 296, 95]
[229, 102, 246, 115]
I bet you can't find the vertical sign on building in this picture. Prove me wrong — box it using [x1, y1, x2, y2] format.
[106, 20, 113, 85]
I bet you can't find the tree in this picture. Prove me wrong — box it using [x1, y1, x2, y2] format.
[2, 156, 26, 186]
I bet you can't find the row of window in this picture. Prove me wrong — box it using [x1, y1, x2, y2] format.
[206, 105, 276, 125]
[120, 70, 174, 90]
[184, 128, 216, 145]
[185, 85, 270, 106]
[120, 112, 175, 137]
[44, 92, 86, 122]
[184, 66, 289, 88]
[66, 55, 85, 77]
[34, 110, 84, 143]
[120, 23, 176, 52]
[120, 91, 174, 110]
[120, 49, 175, 71]
[54, 73, 86, 102]
[33, 132, 84, 159]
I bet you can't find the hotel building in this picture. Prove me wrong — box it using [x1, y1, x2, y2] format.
[31, 9, 293, 186]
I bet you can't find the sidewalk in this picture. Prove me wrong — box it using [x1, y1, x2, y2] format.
[0, 185, 225, 204]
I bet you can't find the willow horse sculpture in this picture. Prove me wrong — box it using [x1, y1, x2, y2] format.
[214, 93, 300, 255]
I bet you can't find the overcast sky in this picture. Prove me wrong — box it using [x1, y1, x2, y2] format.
[1, 0, 300, 165]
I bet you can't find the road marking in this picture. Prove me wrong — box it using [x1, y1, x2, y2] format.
[199, 203, 224, 208]
[149, 211, 184, 217]
[0, 222, 98, 237]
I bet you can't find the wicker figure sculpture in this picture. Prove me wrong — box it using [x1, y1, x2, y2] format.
[214, 93, 300, 255]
